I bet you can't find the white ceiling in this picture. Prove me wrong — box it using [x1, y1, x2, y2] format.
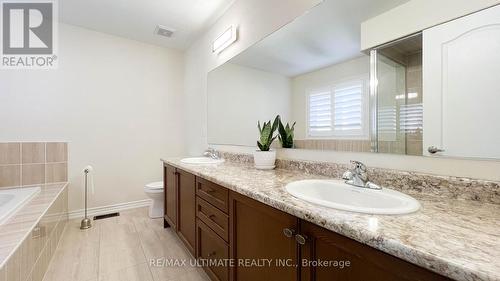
[59, 0, 235, 50]
[231, 0, 410, 77]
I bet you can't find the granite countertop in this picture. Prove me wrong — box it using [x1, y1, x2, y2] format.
[0, 182, 68, 268]
[162, 158, 500, 281]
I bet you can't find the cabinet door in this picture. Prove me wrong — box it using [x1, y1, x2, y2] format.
[423, 5, 500, 159]
[197, 219, 229, 281]
[299, 221, 451, 281]
[164, 165, 177, 229]
[177, 169, 196, 255]
[229, 191, 298, 281]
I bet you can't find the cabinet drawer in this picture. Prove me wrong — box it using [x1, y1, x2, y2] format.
[197, 219, 229, 281]
[196, 197, 229, 241]
[196, 178, 228, 213]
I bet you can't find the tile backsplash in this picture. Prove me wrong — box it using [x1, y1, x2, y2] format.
[0, 142, 68, 188]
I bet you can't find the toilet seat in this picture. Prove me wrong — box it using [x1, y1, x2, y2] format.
[144, 181, 163, 193]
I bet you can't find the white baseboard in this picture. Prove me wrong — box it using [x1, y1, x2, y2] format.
[68, 199, 152, 219]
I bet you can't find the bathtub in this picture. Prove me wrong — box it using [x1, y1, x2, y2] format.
[0, 187, 41, 225]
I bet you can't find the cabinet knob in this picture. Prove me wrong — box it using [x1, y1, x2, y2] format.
[295, 234, 308, 245]
[283, 228, 295, 238]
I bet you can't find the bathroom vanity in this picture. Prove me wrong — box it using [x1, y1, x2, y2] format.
[160, 159, 498, 281]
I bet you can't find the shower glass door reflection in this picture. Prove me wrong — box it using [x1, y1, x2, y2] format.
[372, 34, 423, 155]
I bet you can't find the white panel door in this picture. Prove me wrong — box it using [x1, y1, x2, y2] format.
[423, 5, 500, 159]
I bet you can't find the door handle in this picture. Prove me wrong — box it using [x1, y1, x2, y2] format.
[428, 146, 445, 154]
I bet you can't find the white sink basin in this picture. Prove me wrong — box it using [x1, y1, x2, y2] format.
[285, 180, 420, 215]
[180, 157, 225, 165]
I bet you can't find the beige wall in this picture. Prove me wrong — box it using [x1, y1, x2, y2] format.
[361, 0, 500, 49]
[195, 0, 500, 182]
[207, 63, 291, 146]
[0, 24, 185, 211]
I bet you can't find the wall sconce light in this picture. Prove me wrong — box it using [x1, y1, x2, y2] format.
[212, 25, 238, 54]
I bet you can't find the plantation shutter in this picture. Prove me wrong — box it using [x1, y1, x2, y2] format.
[307, 78, 368, 138]
[308, 90, 332, 135]
[378, 105, 398, 140]
[400, 103, 423, 133]
[333, 81, 363, 133]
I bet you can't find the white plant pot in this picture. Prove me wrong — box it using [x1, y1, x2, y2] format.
[253, 150, 276, 170]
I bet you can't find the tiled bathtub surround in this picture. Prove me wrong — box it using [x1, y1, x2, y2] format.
[0, 183, 68, 281]
[0, 142, 68, 188]
[163, 157, 500, 281]
[219, 151, 500, 204]
[294, 139, 371, 152]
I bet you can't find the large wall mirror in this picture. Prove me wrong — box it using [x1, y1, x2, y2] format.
[207, 0, 500, 159]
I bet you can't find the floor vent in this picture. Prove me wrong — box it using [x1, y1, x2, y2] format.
[93, 212, 120, 220]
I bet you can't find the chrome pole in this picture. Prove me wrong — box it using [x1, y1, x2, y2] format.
[369, 49, 379, 153]
[80, 169, 92, 229]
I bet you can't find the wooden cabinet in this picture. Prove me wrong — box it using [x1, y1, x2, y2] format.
[163, 164, 196, 255]
[197, 197, 229, 241]
[197, 177, 229, 212]
[229, 191, 298, 281]
[197, 219, 230, 281]
[163, 165, 177, 228]
[177, 169, 196, 255]
[164, 166, 452, 281]
[299, 221, 451, 281]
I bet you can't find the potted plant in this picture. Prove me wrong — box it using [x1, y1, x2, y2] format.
[278, 117, 296, 148]
[254, 115, 279, 169]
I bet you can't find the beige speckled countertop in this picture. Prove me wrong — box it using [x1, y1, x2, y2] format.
[162, 158, 500, 281]
[0, 183, 68, 268]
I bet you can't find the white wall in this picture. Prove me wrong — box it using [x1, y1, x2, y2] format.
[361, 0, 500, 49]
[0, 24, 185, 211]
[207, 63, 291, 146]
[183, 0, 323, 155]
[291, 56, 369, 139]
[187, 0, 500, 182]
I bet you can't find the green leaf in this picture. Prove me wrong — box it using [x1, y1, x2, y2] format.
[257, 116, 281, 151]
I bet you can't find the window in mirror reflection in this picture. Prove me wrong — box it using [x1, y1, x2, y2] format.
[307, 78, 369, 139]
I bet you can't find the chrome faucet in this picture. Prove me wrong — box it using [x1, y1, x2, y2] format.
[203, 148, 220, 159]
[342, 160, 382, 190]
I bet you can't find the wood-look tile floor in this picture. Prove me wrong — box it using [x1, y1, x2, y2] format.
[42, 207, 210, 281]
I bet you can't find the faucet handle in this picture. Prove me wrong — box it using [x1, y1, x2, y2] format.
[342, 171, 353, 180]
[350, 160, 366, 172]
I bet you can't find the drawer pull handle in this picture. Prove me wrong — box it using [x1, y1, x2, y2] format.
[283, 228, 295, 238]
[206, 188, 215, 193]
[208, 214, 216, 220]
[295, 234, 308, 245]
[207, 251, 216, 258]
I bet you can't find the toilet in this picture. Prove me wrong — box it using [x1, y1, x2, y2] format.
[144, 181, 164, 218]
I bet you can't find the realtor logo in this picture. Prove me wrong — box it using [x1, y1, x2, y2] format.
[1, 0, 58, 69]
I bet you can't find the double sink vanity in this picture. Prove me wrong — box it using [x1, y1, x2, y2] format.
[161, 155, 499, 281]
